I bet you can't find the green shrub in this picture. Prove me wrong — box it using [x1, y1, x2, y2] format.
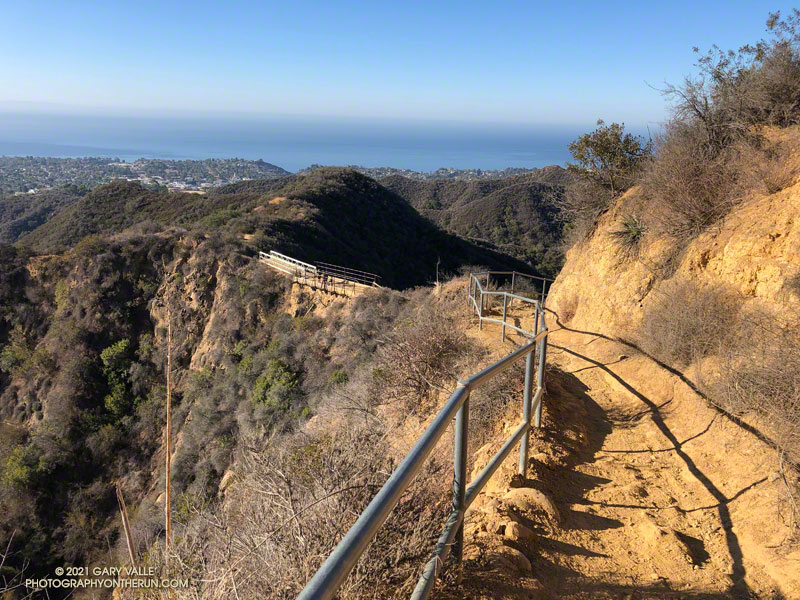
[328, 369, 349, 386]
[2, 444, 40, 489]
[253, 359, 298, 410]
[610, 214, 647, 257]
[100, 339, 134, 421]
[0, 326, 32, 375]
[567, 120, 652, 195]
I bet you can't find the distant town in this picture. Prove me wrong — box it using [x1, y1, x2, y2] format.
[0, 157, 289, 195]
[301, 164, 541, 181]
[0, 156, 554, 196]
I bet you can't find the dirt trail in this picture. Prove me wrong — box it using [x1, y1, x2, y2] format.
[453, 303, 799, 600]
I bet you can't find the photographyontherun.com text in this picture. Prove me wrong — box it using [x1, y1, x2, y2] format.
[26, 566, 189, 590]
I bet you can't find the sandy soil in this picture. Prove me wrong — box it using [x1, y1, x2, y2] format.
[444, 302, 799, 599]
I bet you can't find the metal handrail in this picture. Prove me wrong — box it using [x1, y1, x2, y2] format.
[470, 270, 551, 306]
[468, 271, 548, 342]
[297, 272, 549, 600]
[316, 261, 381, 286]
[264, 250, 318, 274]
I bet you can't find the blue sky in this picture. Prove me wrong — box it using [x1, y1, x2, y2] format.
[0, 1, 790, 128]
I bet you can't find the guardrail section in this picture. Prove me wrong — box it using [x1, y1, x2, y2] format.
[297, 271, 549, 600]
[259, 250, 381, 297]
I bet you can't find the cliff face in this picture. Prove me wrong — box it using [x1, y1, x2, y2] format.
[547, 179, 800, 338]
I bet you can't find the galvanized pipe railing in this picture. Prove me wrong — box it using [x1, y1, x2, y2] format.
[297, 272, 549, 600]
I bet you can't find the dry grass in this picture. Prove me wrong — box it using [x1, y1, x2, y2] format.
[135, 423, 450, 600]
[556, 180, 615, 245]
[635, 280, 800, 528]
[641, 121, 738, 240]
[715, 313, 800, 465]
[783, 272, 800, 298]
[635, 279, 742, 368]
[729, 135, 797, 196]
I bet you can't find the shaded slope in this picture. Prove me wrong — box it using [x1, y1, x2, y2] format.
[381, 171, 569, 278]
[0, 188, 82, 243]
[228, 167, 533, 289]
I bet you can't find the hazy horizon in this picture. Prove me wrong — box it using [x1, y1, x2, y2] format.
[0, 110, 604, 172]
[1, 1, 792, 171]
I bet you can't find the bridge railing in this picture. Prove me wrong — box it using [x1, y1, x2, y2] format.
[260, 250, 381, 295]
[316, 261, 381, 287]
[297, 272, 549, 600]
[468, 271, 552, 342]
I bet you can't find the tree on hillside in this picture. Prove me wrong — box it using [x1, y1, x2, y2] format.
[567, 120, 652, 195]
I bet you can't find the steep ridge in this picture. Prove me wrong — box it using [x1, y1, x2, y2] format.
[15, 168, 529, 289]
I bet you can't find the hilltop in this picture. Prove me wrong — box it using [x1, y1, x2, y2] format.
[0, 186, 83, 244]
[15, 168, 528, 288]
[299, 163, 572, 184]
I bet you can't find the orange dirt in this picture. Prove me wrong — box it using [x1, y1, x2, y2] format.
[445, 301, 799, 599]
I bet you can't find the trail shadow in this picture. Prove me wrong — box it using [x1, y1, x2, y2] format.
[444, 554, 769, 600]
[545, 306, 783, 464]
[600, 414, 716, 452]
[552, 342, 754, 598]
[576, 476, 768, 515]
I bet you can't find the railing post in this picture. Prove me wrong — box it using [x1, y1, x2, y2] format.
[535, 312, 547, 428]
[501, 293, 508, 342]
[518, 345, 535, 478]
[542, 279, 548, 307]
[478, 286, 483, 330]
[511, 271, 516, 294]
[452, 392, 469, 571]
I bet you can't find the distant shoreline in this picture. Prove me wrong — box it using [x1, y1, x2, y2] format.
[0, 112, 580, 173]
[0, 156, 568, 195]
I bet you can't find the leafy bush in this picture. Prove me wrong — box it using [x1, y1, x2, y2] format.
[567, 120, 652, 195]
[253, 359, 299, 410]
[642, 10, 800, 239]
[100, 339, 135, 421]
[1, 444, 40, 489]
[328, 368, 349, 386]
[560, 122, 651, 242]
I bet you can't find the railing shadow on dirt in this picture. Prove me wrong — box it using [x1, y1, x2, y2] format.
[543, 307, 782, 462]
[440, 362, 768, 600]
[437, 365, 620, 598]
[543, 307, 756, 599]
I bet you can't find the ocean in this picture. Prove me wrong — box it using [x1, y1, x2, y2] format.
[0, 111, 583, 173]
